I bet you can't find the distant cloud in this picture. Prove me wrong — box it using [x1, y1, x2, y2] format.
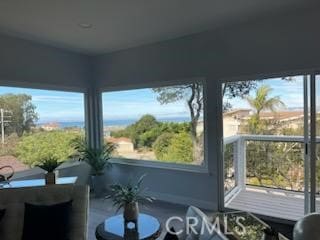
[0, 87, 85, 122]
[32, 95, 83, 104]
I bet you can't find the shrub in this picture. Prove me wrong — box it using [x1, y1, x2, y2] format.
[16, 131, 80, 167]
[153, 133, 174, 160]
[153, 132, 193, 163]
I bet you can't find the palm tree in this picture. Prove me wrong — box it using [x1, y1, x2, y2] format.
[246, 85, 285, 133]
[247, 85, 285, 116]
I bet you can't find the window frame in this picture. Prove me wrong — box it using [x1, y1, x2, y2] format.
[0, 82, 87, 172]
[219, 70, 320, 213]
[100, 77, 209, 173]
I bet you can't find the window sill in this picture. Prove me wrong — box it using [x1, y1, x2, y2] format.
[109, 158, 209, 174]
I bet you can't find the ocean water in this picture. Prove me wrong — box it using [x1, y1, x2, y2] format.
[38, 116, 191, 129]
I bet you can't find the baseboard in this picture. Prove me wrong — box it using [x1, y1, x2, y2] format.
[147, 190, 216, 210]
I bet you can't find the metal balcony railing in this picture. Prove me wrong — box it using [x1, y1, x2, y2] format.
[224, 135, 320, 196]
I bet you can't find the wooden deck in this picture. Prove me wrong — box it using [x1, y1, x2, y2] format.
[226, 186, 320, 221]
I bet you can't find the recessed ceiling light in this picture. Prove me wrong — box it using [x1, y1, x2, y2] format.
[78, 23, 93, 29]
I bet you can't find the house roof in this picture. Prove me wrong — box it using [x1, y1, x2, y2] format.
[223, 109, 251, 117]
[106, 137, 133, 144]
[225, 109, 304, 122]
[259, 111, 304, 121]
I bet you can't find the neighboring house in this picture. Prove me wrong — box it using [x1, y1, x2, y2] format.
[224, 109, 305, 136]
[106, 137, 134, 154]
[41, 122, 60, 131]
[223, 109, 251, 137]
[240, 111, 304, 133]
[258, 111, 304, 129]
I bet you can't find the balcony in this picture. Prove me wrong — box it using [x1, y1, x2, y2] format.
[224, 134, 320, 221]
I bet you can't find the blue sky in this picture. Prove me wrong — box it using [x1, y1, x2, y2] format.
[0, 86, 189, 123]
[102, 88, 188, 120]
[0, 76, 317, 123]
[0, 87, 85, 123]
[226, 76, 305, 110]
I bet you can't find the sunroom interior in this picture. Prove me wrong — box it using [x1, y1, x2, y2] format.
[0, 1, 320, 240]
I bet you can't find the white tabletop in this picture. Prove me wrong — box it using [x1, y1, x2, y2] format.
[0, 176, 77, 189]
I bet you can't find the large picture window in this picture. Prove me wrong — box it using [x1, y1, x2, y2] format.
[222, 76, 307, 220]
[102, 82, 205, 166]
[0, 86, 85, 174]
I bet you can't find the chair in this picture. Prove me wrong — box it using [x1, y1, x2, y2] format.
[0, 184, 89, 240]
[293, 213, 320, 240]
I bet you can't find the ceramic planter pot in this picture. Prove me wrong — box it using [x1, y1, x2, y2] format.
[45, 171, 58, 185]
[91, 175, 106, 197]
[124, 202, 139, 222]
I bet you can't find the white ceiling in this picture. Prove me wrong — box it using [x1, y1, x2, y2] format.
[0, 0, 316, 55]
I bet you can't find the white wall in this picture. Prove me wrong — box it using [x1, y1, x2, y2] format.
[94, 8, 320, 89]
[0, 34, 91, 91]
[94, 8, 320, 210]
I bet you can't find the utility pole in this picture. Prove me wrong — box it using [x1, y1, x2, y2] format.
[1, 109, 4, 145]
[0, 109, 12, 145]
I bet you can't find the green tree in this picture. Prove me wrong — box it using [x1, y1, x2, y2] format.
[163, 132, 193, 163]
[153, 132, 174, 160]
[153, 83, 203, 161]
[139, 127, 162, 148]
[111, 114, 160, 148]
[153, 82, 257, 163]
[0, 94, 38, 137]
[153, 132, 193, 163]
[16, 131, 80, 167]
[158, 122, 191, 134]
[133, 114, 159, 134]
[246, 85, 285, 134]
[246, 140, 304, 190]
[244, 85, 292, 188]
[140, 121, 191, 148]
[112, 115, 192, 149]
[222, 81, 258, 111]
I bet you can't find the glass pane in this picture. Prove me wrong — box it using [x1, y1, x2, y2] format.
[102, 82, 205, 165]
[0, 87, 85, 176]
[223, 76, 305, 220]
[246, 141, 304, 190]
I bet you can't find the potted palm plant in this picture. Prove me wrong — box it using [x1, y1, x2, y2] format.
[72, 137, 115, 196]
[37, 156, 62, 185]
[106, 175, 154, 222]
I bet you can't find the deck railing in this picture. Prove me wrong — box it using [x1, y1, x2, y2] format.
[224, 134, 320, 195]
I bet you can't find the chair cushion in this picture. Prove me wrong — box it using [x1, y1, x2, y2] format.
[22, 200, 73, 240]
[0, 209, 5, 222]
[0, 185, 89, 240]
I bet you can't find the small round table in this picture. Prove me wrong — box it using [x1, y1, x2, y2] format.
[95, 213, 162, 240]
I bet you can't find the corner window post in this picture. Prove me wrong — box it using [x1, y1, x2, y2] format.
[85, 87, 103, 149]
